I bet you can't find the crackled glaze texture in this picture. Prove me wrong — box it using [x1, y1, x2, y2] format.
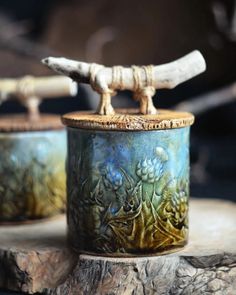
[67, 126, 190, 255]
[0, 130, 66, 222]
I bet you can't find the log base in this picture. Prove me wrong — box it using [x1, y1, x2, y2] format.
[0, 199, 236, 294]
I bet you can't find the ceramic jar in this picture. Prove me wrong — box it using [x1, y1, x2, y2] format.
[63, 109, 194, 256]
[0, 115, 66, 223]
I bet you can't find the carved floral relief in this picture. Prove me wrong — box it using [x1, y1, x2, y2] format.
[67, 127, 190, 255]
[0, 130, 66, 222]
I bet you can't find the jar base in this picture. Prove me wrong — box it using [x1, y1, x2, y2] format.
[69, 241, 188, 258]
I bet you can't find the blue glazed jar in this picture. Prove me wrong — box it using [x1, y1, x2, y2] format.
[0, 115, 67, 223]
[63, 109, 194, 256]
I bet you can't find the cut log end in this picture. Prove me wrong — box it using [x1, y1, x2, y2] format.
[0, 199, 235, 294]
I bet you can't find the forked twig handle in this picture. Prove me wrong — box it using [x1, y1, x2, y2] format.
[0, 76, 77, 121]
[42, 50, 206, 115]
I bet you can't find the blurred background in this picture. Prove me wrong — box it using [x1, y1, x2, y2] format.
[0, 0, 235, 201]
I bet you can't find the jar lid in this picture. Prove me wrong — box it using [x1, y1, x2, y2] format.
[0, 114, 64, 132]
[62, 109, 194, 131]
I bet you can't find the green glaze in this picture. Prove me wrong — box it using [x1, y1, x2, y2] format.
[0, 130, 66, 222]
[67, 127, 190, 255]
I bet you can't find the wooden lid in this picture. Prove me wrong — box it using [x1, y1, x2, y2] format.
[0, 114, 64, 132]
[62, 109, 194, 131]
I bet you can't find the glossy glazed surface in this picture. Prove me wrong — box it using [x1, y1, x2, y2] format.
[0, 130, 66, 222]
[67, 126, 190, 255]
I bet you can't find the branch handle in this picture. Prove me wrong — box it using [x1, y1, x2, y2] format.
[0, 76, 77, 121]
[42, 51, 206, 115]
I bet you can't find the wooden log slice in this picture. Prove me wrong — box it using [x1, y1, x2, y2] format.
[0, 199, 236, 294]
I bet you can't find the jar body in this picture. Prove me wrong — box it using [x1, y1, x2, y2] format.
[0, 130, 66, 222]
[67, 127, 190, 255]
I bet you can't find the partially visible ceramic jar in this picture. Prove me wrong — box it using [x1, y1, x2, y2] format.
[0, 114, 66, 223]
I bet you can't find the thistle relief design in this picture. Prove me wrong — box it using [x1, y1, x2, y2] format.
[67, 128, 190, 255]
[0, 131, 66, 222]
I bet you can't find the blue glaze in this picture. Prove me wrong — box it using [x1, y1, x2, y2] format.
[67, 126, 190, 255]
[0, 130, 67, 221]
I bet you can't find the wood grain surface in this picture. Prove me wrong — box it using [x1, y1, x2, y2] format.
[0, 199, 235, 294]
[62, 109, 194, 131]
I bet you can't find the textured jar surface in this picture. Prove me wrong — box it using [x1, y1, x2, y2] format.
[0, 130, 66, 222]
[67, 127, 190, 255]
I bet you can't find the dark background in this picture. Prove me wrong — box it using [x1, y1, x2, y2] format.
[0, 0, 235, 203]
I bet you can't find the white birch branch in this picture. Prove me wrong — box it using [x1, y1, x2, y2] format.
[42, 50, 206, 115]
[0, 76, 77, 120]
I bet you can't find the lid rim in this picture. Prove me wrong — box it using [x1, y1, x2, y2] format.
[62, 109, 194, 131]
[0, 114, 64, 132]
